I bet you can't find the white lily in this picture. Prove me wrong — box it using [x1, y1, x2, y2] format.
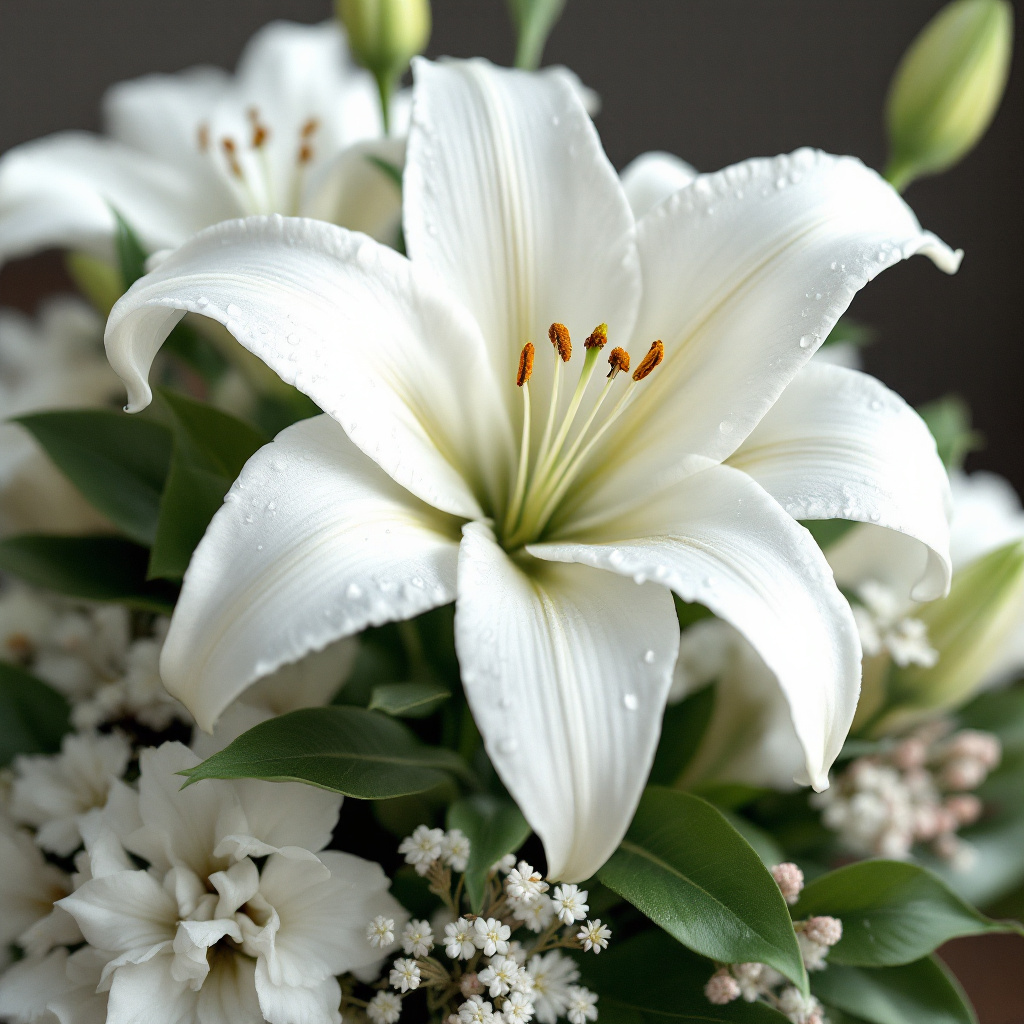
[0, 20, 403, 268]
[105, 59, 958, 881]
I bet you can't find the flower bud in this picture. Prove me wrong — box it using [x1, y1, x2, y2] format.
[885, 0, 1014, 190]
[335, 0, 431, 129]
[876, 540, 1024, 732]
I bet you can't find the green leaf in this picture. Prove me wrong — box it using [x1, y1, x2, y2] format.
[719, 810, 786, 869]
[112, 207, 147, 288]
[369, 679, 451, 718]
[447, 795, 531, 914]
[822, 316, 873, 349]
[916, 395, 984, 473]
[148, 389, 267, 580]
[597, 787, 807, 991]
[791, 860, 1023, 966]
[801, 518, 857, 550]
[0, 535, 177, 613]
[813, 957, 977, 1024]
[0, 662, 71, 766]
[366, 154, 403, 189]
[182, 706, 472, 799]
[649, 685, 715, 787]
[15, 410, 172, 545]
[578, 929, 790, 1023]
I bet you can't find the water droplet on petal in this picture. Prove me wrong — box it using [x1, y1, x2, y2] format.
[643, 650, 656, 665]
[197, 296, 209, 308]
[869, 511, 881, 522]
[719, 420, 734, 435]
[287, 334, 300, 345]
[498, 737, 519, 755]
[622, 693, 639, 711]
[870, 399, 882, 411]
[346, 583, 363, 600]
[799, 335, 813, 349]
[226, 303, 242, 318]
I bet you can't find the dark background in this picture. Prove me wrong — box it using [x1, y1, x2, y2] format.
[0, 3, 1021, 1020]
[0, 0, 1020, 491]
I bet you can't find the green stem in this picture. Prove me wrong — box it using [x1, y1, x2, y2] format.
[375, 72, 393, 135]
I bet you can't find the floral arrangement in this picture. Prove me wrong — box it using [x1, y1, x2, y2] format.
[0, 2, 1020, 1023]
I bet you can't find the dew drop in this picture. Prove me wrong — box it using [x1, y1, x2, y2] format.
[346, 583, 362, 600]
[870, 399, 882, 411]
[719, 420, 734, 435]
[622, 693, 639, 711]
[226, 303, 242, 318]
[643, 650, 656, 665]
[633, 572, 648, 585]
[244, 514, 254, 524]
[287, 334, 300, 346]
[196, 296, 209, 308]
[815, 293, 822, 300]
[551, 115, 560, 126]
[257, 544, 263, 551]
[498, 737, 519, 755]
[869, 511, 881, 522]
[799, 335, 813, 349]
[703, 576, 715, 588]
[608, 549, 625, 567]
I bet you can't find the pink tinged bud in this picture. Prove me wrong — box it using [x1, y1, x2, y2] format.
[704, 969, 741, 1005]
[940, 756, 988, 791]
[945, 730, 1002, 770]
[933, 806, 959, 835]
[946, 793, 983, 826]
[771, 863, 805, 905]
[803, 916, 843, 947]
[891, 737, 928, 770]
[461, 974, 484, 997]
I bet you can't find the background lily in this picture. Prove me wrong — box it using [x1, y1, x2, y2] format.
[0, 20, 403, 269]
[105, 58, 959, 882]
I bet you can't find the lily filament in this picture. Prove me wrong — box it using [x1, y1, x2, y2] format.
[503, 322, 664, 548]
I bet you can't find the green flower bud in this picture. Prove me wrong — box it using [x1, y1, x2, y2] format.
[335, 0, 431, 132]
[874, 539, 1024, 734]
[507, 0, 567, 70]
[885, 0, 1014, 191]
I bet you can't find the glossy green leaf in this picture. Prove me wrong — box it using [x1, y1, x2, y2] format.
[148, 389, 267, 580]
[720, 810, 786, 869]
[578, 929, 789, 1023]
[0, 662, 71, 766]
[112, 207, 147, 288]
[822, 315, 873, 349]
[813, 957, 977, 1024]
[182, 706, 471, 799]
[15, 410, 171, 545]
[447, 794, 531, 913]
[597, 787, 806, 990]
[917, 395, 983, 473]
[0, 535, 177, 613]
[792, 860, 1023, 966]
[369, 679, 451, 718]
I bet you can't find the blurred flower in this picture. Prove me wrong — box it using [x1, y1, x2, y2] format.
[0, 298, 121, 536]
[0, 21, 404, 271]
[885, 0, 1014, 190]
[106, 59, 958, 882]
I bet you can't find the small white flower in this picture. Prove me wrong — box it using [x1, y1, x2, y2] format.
[445, 918, 477, 960]
[458, 995, 496, 1024]
[565, 986, 598, 1024]
[796, 932, 830, 971]
[479, 955, 520, 997]
[512, 893, 555, 933]
[704, 969, 741, 1005]
[506, 861, 548, 904]
[368, 991, 403, 1024]
[402, 918, 435, 957]
[473, 916, 511, 956]
[506, 940, 529, 968]
[443, 828, 472, 871]
[576, 919, 611, 954]
[503, 989, 536, 1024]
[777, 987, 823, 1024]
[551, 884, 589, 925]
[391, 958, 421, 993]
[399, 824, 446, 875]
[368, 914, 397, 949]
[528, 951, 580, 1024]
[491, 853, 517, 874]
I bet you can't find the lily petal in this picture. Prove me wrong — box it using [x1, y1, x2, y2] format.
[455, 522, 679, 882]
[727, 363, 952, 601]
[161, 416, 462, 731]
[533, 464, 861, 791]
[404, 58, 641, 421]
[577, 148, 961, 520]
[0, 133, 211, 264]
[105, 215, 514, 518]
[619, 150, 697, 219]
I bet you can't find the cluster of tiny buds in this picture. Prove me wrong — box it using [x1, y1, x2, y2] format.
[812, 720, 1001, 867]
[703, 865, 839, 1024]
[365, 833, 605, 1024]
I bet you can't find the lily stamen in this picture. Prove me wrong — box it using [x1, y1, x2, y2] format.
[504, 343, 536, 536]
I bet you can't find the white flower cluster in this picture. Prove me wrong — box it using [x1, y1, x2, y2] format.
[0, 740, 406, 1024]
[704, 864, 840, 1024]
[372, 832, 605, 1024]
[0, 581, 184, 731]
[851, 579, 938, 668]
[812, 721, 1001, 866]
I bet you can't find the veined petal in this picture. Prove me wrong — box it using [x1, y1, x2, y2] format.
[106, 215, 514, 517]
[619, 150, 697, 219]
[106, 957, 196, 1024]
[0, 133, 212, 264]
[161, 416, 461, 731]
[404, 58, 641, 431]
[577, 148, 961, 520]
[455, 522, 679, 882]
[727, 363, 952, 601]
[533, 464, 862, 791]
